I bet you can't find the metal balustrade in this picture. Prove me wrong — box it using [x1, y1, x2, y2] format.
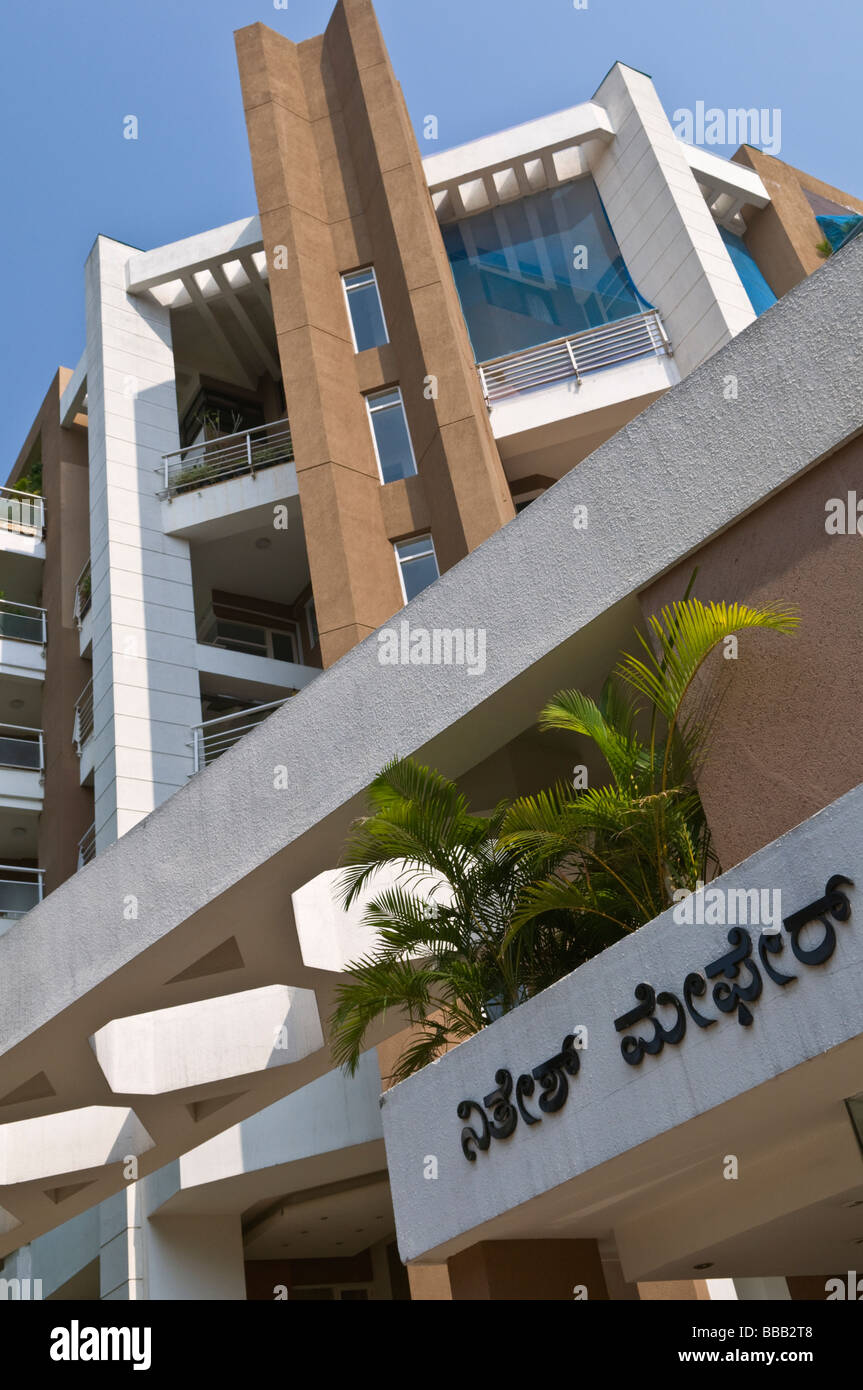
[477, 310, 672, 404]
[159, 419, 294, 500]
[73, 680, 94, 755]
[0, 487, 44, 537]
[0, 724, 43, 772]
[0, 599, 46, 645]
[73, 559, 92, 627]
[78, 823, 96, 868]
[0, 867, 44, 920]
[191, 698, 293, 774]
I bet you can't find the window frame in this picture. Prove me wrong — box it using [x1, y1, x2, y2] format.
[394, 533, 439, 604]
[304, 597, 319, 649]
[341, 266, 390, 354]
[365, 386, 418, 486]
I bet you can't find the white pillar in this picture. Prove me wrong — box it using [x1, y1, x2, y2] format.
[707, 1276, 792, 1300]
[592, 64, 756, 376]
[99, 1185, 146, 1300]
[83, 236, 200, 850]
[143, 1214, 246, 1301]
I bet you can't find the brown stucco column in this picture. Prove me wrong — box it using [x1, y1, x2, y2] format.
[236, 2, 514, 668]
[12, 371, 93, 892]
[447, 1239, 609, 1300]
[733, 147, 863, 298]
[638, 433, 863, 872]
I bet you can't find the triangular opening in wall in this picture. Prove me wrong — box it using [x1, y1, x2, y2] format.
[187, 1092, 248, 1123]
[0, 1072, 56, 1107]
[44, 1181, 97, 1205]
[166, 937, 245, 984]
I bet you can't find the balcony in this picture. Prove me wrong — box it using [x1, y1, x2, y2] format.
[78, 823, 96, 869]
[191, 697, 292, 774]
[158, 419, 294, 501]
[0, 723, 44, 812]
[0, 487, 45, 560]
[74, 560, 93, 657]
[0, 600, 46, 682]
[73, 679, 94, 782]
[0, 866, 44, 921]
[477, 310, 672, 404]
[73, 560, 92, 625]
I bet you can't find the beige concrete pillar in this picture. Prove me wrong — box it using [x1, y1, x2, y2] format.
[447, 1239, 609, 1301]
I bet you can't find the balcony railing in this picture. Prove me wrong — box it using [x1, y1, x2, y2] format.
[0, 866, 44, 920]
[191, 698, 292, 774]
[0, 599, 46, 645]
[0, 725, 44, 772]
[73, 679, 94, 755]
[73, 559, 92, 627]
[78, 823, 96, 868]
[159, 419, 294, 500]
[0, 487, 44, 537]
[477, 310, 672, 404]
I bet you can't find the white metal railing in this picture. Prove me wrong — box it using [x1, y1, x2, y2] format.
[73, 559, 92, 627]
[191, 698, 292, 774]
[0, 866, 44, 920]
[477, 310, 672, 404]
[78, 823, 96, 868]
[0, 486, 44, 538]
[159, 419, 294, 500]
[0, 724, 44, 772]
[0, 599, 46, 646]
[73, 679, 94, 755]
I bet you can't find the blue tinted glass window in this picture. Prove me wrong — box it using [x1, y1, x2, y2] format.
[396, 537, 439, 600]
[368, 389, 416, 484]
[442, 179, 645, 362]
[719, 228, 777, 317]
[343, 269, 389, 351]
[815, 213, 863, 252]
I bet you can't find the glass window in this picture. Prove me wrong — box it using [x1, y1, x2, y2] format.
[719, 227, 778, 317]
[271, 630, 298, 664]
[441, 178, 646, 363]
[343, 267, 389, 352]
[366, 388, 417, 484]
[395, 535, 439, 602]
[304, 598, 319, 648]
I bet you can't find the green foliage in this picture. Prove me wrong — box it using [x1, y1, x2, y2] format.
[14, 456, 43, 497]
[330, 597, 799, 1081]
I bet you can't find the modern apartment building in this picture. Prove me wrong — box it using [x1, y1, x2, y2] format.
[0, 0, 861, 1301]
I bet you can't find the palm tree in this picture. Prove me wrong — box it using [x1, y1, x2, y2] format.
[329, 759, 580, 1084]
[502, 596, 798, 948]
[330, 597, 798, 1081]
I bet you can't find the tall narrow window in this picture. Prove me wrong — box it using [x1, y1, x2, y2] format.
[366, 388, 417, 484]
[395, 535, 439, 602]
[304, 597, 319, 649]
[342, 268, 389, 352]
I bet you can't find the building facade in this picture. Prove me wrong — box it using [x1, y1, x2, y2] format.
[0, 0, 861, 1300]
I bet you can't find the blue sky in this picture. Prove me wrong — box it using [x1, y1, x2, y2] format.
[1, 0, 859, 466]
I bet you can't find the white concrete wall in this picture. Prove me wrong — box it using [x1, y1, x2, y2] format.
[0, 637, 45, 682]
[0, 766, 43, 815]
[99, 1185, 145, 1300]
[380, 781, 863, 1270]
[592, 64, 756, 376]
[84, 237, 201, 850]
[143, 1215, 246, 1301]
